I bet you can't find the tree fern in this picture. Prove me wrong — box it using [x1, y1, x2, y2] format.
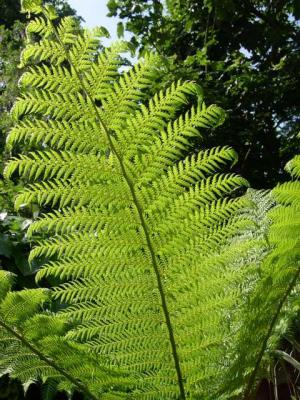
[224, 148, 300, 399]
[2, 1, 300, 399]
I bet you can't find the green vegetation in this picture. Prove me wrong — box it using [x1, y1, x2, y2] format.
[0, 1, 80, 398]
[108, 0, 300, 188]
[0, 0, 299, 399]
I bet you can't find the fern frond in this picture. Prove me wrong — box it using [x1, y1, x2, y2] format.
[119, 81, 203, 159]
[286, 154, 300, 178]
[6, 2, 292, 399]
[271, 181, 300, 207]
[6, 151, 118, 182]
[223, 162, 300, 398]
[21, 65, 81, 93]
[20, 40, 66, 68]
[6, 3, 250, 396]
[7, 119, 107, 154]
[0, 271, 130, 399]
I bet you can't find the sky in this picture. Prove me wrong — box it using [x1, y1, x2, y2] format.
[66, 0, 130, 46]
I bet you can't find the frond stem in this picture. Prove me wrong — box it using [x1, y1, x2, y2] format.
[47, 15, 186, 400]
[0, 318, 99, 400]
[243, 265, 300, 399]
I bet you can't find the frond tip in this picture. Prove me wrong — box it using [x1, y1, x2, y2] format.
[21, 0, 42, 13]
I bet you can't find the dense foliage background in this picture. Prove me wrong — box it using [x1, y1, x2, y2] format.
[0, 0, 299, 399]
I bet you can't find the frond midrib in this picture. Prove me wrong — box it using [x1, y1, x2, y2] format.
[0, 318, 99, 400]
[46, 12, 186, 400]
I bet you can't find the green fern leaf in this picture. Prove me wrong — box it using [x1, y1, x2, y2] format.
[5, 6, 249, 397]
[6, 2, 300, 399]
